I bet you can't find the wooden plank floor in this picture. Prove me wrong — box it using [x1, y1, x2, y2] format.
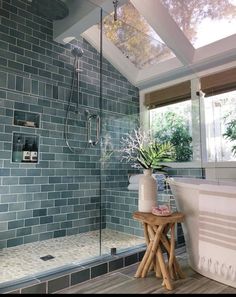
[58, 254, 236, 294]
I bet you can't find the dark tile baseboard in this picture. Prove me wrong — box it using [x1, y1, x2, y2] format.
[2, 245, 186, 294]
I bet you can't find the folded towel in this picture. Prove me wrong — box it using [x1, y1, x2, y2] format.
[129, 174, 143, 184]
[153, 174, 166, 191]
[127, 183, 139, 191]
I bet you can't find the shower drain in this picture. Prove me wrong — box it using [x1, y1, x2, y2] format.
[40, 255, 55, 261]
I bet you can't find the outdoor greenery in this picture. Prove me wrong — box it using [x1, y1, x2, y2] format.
[152, 111, 193, 162]
[223, 118, 236, 156]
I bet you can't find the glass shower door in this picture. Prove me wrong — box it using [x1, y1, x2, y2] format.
[99, 7, 146, 256]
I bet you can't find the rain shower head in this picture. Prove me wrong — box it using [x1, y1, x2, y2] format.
[71, 46, 84, 58]
[29, 0, 69, 20]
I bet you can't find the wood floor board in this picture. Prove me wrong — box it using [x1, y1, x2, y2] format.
[58, 273, 130, 294]
[151, 277, 198, 294]
[221, 286, 236, 294]
[100, 276, 163, 294]
[117, 263, 140, 277]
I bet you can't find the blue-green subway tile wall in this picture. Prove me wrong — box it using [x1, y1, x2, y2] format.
[0, 0, 139, 248]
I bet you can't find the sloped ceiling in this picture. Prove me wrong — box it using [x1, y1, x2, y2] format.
[54, 0, 236, 90]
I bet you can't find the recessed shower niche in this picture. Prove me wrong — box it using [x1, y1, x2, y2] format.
[14, 110, 40, 128]
[12, 133, 39, 163]
[12, 111, 40, 163]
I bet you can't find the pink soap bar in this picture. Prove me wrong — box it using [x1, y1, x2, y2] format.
[152, 205, 172, 216]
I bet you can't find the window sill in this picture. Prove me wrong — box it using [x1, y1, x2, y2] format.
[160, 162, 202, 169]
[160, 161, 236, 169]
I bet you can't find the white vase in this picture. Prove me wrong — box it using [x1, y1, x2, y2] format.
[138, 168, 157, 212]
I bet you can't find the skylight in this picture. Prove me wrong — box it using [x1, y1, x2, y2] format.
[102, 1, 175, 69]
[161, 0, 236, 48]
[56, 0, 236, 89]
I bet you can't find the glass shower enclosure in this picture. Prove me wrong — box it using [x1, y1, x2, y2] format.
[0, 0, 145, 287]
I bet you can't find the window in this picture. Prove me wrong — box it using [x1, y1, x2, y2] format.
[150, 100, 193, 162]
[204, 90, 236, 162]
[149, 89, 236, 165]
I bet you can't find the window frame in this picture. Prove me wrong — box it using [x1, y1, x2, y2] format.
[141, 74, 236, 170]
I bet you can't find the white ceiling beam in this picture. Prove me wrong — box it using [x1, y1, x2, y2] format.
[130, 0, 195, 65]
[136, 45, 236, 90]
[53, 0, 128, 44]
[193, 34, 236, 63]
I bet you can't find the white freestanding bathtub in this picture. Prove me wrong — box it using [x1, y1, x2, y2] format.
[168, 177, 236, 288]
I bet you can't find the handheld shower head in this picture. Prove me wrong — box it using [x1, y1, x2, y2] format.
[71, 46, 84, 58]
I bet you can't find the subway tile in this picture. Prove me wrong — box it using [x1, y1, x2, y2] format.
[71, 268, 90, 286]
[7, 237, 23, 247]
[91, 263, 108, 278]
[124, 253, 139, 266]
[21, 283, 46, 294]
[108, 258, 124, 272]
[48, 275, 69, 294]
[33, 208, 47, 217]
[40, 216, 53, 224]
[0, 32, 16, 45]
[0, 71, 7, 88]
[0, 230, 16, 240]
[9, 44, 24, 56]
[24, 65, 38, 75]
[24, 234, 39, 244]
[47, 222, 60, 231]
[25, 218, 40, 227]
[0, 212, 16, 222]
[8, 60, 23, 71]
[0, 204, 9, 212]
[26, 201, 41, 209]
[0, 222, 8, 231]
[39, 231, 53, 241]
[19, 177, 34, 184]
[8, 220, 24, 230]
[16, 227, 32, 237]
[53, 229, 66, 238]
[9, 202, 24, 211]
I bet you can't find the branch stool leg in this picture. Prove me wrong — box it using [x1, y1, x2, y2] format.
[157, 247, 173, 290]
[141, 225, 164, 278]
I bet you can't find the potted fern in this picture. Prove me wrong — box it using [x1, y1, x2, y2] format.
[120, 128, 175, 170]
[120, 128, 176, 212]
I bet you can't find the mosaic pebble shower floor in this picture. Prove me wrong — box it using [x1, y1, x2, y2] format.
[0, 229, 144, 284]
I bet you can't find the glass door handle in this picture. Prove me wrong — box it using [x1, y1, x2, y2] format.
[88, 114, 100, 146]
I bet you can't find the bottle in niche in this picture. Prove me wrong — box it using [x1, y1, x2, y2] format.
[30, 140, 38, 163]
[22, 139, 31, 162]
[12, 137, 23, 162]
